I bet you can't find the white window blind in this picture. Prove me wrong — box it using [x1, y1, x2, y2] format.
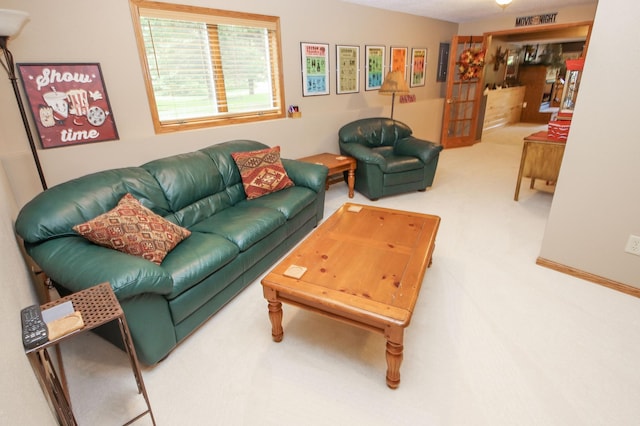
[141, 18, 216, 121]
[131, 1, 284, 132]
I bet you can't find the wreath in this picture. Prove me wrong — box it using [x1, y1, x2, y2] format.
[457, 48, 486, 80]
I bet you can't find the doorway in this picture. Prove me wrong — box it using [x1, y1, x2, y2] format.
[481, 21, 592, 131]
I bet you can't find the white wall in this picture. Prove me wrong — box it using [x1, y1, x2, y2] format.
[0, 164, 55, 424]
[0, 0, 456, 198]
[539, 0, 640, 288]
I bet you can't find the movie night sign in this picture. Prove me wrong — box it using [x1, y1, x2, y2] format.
[515, 12, 558, 27]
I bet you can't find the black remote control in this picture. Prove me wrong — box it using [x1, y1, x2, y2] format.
[21, 304, 49, 349]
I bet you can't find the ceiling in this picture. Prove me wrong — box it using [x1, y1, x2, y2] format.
[341, 0, 597, 24]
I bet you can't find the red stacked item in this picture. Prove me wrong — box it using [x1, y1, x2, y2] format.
[548, 120, 571, 141]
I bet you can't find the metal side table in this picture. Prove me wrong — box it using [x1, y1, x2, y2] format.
[25, 282, 155, 425]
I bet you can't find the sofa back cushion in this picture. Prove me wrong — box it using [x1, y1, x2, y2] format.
[142, 151, 233, 229]
[15, 168, 169, 244]
[142, 140, 271, 228]
[200, 140, 271, 201]
[338, 118, 413, 147]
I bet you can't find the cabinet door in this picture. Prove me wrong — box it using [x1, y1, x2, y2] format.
[519, 66, 553, 124]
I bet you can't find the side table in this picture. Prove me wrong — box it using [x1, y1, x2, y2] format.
[514, 131, 566, 201]
[298, 152, 356, 198]
[25, 282, 155, 425]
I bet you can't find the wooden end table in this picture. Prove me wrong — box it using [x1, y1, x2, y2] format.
[298, 153, 356, 198]
[25, 283, 155, 425]
[261, 203, 440, 388]
[514, 131, 566, 201]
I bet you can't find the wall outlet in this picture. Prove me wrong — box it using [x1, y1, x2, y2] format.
[624, 235, 640, 256]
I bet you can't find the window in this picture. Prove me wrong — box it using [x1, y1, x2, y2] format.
[130, 0, 285, 133]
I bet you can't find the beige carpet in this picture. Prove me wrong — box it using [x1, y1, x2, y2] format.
[59, 123, 640, 426]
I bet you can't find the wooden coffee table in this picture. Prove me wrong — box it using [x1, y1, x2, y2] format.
[261, 203, 440, 388]
[298, 153, 356, 198]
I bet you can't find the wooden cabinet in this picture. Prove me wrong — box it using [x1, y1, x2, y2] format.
[482, 86, 526, 131]
[519, 65, 555, 123]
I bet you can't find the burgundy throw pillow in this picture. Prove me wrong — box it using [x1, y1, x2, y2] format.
[231, 146, 294, 199]
[73, 193, 191, 264]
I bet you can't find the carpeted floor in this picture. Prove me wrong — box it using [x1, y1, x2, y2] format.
[60, 123, 640, 426]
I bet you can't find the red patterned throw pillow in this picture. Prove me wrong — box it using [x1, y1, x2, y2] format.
[231, 146, 294, 199]
[73, 193, 191, 265]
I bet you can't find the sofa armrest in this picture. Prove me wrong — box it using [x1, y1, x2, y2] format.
[339, 142, 386, 166]
[282, 159, 329, 193]
[26, 237, 174, 300]
[394, 137, 443, 165]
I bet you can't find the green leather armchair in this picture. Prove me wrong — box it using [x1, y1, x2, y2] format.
[338, 118, 443, 200]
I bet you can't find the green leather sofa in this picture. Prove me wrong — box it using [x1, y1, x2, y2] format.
[338, 118, 443, 200]
[15, 140, 328, 365]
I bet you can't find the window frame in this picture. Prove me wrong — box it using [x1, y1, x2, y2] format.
[129, 0, 286, 133]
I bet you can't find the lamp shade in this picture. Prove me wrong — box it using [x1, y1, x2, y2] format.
[379, 71, 409, 95]
[0, 9, 29, 38]
[496, 0, 512, 8]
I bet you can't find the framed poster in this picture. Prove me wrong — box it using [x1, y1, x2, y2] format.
[410, 48, 427, 87]
[390, 46, 408, 79]
[504, 50, 519, 82]
[436, 43, 450, 82]
[336, 45, 360, 94]
[365, 45, 385, 91]
[301, 42, 329, 96]
[17, 63, 118, 149]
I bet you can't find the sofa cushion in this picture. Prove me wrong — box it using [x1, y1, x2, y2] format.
[161, 232, 240, 299]
[142, 151, 226, 214]
[73, 193, 191, 265]
[190, 205, 285, 251]
[231, 146, 294, 199]
[378, 153, 425, 173]
[236, 186, 316, 220]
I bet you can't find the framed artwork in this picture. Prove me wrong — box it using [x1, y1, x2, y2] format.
[436, 43, 450, 82]
[504, 50, 520, 82]
[336, 45, 360, 94]
[523, 44, 538, 64]
[410, 48, 427, 87]
[390, 46, 408, 79]
[17, 63, 118, 149]
[365, 45, 385, 91]
[301, 42, 330, 96]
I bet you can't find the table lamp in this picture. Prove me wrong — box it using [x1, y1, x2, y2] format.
[379, 71, 409, 120]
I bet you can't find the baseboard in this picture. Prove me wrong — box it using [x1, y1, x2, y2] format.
[536, 257, 640, 298]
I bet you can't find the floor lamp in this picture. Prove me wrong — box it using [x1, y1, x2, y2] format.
[0, 9, 47, 190]
[379, 71, 409, 120]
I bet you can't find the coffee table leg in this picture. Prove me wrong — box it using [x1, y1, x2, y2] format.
[267, 300, 284, 342]
[347, 167, 355, 198]
[385, 327, 404, 389]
